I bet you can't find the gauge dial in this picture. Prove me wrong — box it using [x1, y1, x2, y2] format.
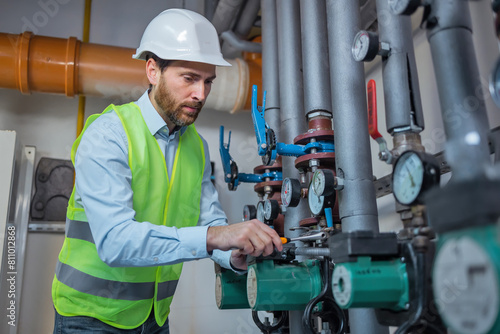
[256, 201, 265, 223]
[308, 182, 325, 216]
[243, 205, 257, 221]
[281, 178, 301, 208]
[264, 199, 280, 221]
[352, 30, 379, 62]
[392, 151, 440, 205]
[312, 169, 336, 197]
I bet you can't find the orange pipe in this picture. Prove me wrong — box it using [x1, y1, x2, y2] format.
[0, 32, 262, 111]
[0, 31, 147, 98]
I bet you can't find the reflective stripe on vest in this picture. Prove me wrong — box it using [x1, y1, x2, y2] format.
[53, 102, 205, 329]
[55, 260, 178, 301]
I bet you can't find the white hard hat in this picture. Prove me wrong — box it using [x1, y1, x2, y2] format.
[133, 8, 231, 67]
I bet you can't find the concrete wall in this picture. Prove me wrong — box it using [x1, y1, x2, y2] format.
[1, 1, 499, 333]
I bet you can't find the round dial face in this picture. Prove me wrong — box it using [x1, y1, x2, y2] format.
[264, 199, 273, 221]
[312, 170, 326, 197]
[392, 152, 425, 205]
[256, 201, 265, 223]
[433, 237, 499, 334]
[242, 205, 256, 221]
[281, 178, 300, 207]
[308, 182, 325, 216]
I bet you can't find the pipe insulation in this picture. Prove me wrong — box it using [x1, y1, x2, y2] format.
[326, 0, 388, 333]
[426, 0, 491, 182]
[375, 0, 424, 133]
[299, 0, 332, 116]
[0, 32, 259, 113]
[261, 0, 280, 135]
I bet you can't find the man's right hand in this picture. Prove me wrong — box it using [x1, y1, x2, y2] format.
[206, 220, 283, 258]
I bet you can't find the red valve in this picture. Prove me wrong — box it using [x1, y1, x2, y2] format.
[367, 79, 382, 140]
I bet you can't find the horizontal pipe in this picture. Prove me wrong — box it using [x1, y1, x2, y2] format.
[0, 32, 260, 113]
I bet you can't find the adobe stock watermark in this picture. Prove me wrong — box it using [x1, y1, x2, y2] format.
[20, 0, 72, 35]
[5, 225, 17, 327]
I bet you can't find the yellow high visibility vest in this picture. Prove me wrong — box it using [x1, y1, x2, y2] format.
[52, 102, 205, 329]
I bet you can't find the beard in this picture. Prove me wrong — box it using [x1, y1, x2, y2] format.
[154, 79, 203, 127]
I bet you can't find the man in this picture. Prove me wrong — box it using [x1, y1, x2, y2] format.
[52, 8, 282, 333]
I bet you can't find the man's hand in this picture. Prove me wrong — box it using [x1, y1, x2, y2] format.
[207, 219, 283, 258]
[230, 249, 247, 271]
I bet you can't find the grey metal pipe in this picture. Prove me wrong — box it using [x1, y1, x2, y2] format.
[426, 0, 491, 182]
[276, 0, 307, 240]
[376, 0, 424, 133]
[211, 0, 244, 35]
[220, 30, 262, 53]
[299, 0, 332, 116]
[233, 0, 261, 38]
[276, 1, 308, 333]
[326, 0, 388, 333]
[261, 0, 280, 133]
[221, 0, 261, 57]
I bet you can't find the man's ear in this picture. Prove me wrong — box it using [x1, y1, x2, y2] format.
[146, 58, 160, 86]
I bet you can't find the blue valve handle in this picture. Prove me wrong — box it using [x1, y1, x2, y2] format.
[219, 126, 282, 190]
[250, 85, 268, 156]
[324, 207, 333, 228]
[250, 85, 335, 162]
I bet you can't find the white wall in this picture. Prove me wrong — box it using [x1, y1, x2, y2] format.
[1, 1, 499, 333]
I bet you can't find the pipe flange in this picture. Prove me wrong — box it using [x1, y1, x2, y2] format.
[254, 180, 282, 195]
[294, 129, 334, 145]
[295, 152, 336, 170]
[253, 159, 282, 174]
[300, 217, 320, 227]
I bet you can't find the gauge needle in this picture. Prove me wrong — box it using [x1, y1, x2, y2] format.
[406, 166, 416, 187]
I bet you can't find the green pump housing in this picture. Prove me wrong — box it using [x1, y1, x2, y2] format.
[332, 256, 409, 311]
[247, 259, 322, 311]
[432, 224, 500, 334]
[215, 269, 250, 309]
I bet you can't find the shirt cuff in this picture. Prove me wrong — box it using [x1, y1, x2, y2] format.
[177, 225, 210, 259]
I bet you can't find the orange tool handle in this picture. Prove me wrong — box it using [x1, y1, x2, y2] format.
[367, 79, 382, 140]
[280, 237, 290, 244]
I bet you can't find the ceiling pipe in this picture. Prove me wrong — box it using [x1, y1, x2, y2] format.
[0, 32, 260, 113]
[211, 0, 245, 35]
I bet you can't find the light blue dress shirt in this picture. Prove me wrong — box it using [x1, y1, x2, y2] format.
[73, 90, 233, 269]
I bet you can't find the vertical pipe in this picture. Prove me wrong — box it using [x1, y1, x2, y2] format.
[426, 0, 491, 182]
[77, 0, 92, 138]
[261, 0, 280, 134]
[376, 0, 424, 133]
[276, 1, 308, 333]
[326, 1, 388, 333]
[299, 0, 332, 116]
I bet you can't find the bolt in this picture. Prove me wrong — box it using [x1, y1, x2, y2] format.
[261, 143, 267, 149]
[226, 173, 231, 179]
[405, 303, 410, 310]
[400, 257, 406, 263]
[264, 185, 272, 194]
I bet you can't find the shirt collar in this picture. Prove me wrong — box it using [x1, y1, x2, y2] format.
[135, 90, 188, 137]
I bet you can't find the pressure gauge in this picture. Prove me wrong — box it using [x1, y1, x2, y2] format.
[312, 169, 336, 197]
[352, 30, 379, 62]
[308, 182, 325, 216]
[264, 199, 280, 221]
[281, 178, 301, 208]
[489, 56, 500, 109]
[388, 0, 421, 16]
[243, 205, 257, 221]
[256, 201, 265, 223]
[392, 151, 440, 205]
